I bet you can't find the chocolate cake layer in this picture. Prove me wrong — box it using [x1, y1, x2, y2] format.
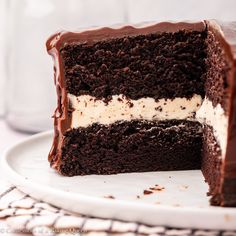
[58, 120, 202, 176]
[202, 125, 236, 207]
[205, 28, 230, 112]
[201, 125, 222, 205]
[61, 30, 207, 100]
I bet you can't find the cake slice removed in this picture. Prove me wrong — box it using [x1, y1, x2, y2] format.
[46, 21, 236, 207]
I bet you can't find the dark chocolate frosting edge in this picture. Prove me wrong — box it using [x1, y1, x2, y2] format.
[46, 21, 206, 50]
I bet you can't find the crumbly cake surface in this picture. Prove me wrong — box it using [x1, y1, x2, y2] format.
[60, 120, 202, 176]
[61, 30, 207, 100]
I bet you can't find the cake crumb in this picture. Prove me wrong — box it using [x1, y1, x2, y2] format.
[143, 190, 153, 195]
[149, 185, 165, 192]
[136, 195, 141, 199]
[104, 195, 115, 199]
[155, 106, 163, 112]
[127, 101, 134, 108]
[155, 201, 161, 205]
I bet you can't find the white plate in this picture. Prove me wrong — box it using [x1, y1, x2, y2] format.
[1, 131, 236, 230]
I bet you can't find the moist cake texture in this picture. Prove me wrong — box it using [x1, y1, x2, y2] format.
[61, 120, 202, 175]
[47, 21, 236, 207]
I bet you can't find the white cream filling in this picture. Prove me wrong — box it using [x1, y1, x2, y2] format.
[195, 98, 228, 157]
[68, 94, 228, 158]
[68, 94, 202, 127]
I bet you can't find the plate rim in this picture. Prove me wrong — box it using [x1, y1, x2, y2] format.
[1, 130, 236, 230]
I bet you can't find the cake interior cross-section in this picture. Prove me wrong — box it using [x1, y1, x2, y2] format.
[46, 20, 236, 207]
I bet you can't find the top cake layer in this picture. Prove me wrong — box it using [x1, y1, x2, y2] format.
[60, 31, 206, 100]
[48, 22, 207, 100]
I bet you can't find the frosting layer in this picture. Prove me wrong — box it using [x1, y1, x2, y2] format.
[196, 97, 228, 157]
[68, 94, 202, 128]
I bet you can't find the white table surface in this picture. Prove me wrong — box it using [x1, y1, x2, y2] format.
[0, 119, 33, 235]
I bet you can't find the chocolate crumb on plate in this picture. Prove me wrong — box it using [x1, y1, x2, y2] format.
[149, 185, 165, 191]
[143, 190, 153, 195]
[104, 195, 115, 199]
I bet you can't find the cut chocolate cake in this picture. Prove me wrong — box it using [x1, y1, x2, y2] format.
[46, 21, 236, 207]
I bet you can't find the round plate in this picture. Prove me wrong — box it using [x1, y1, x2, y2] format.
[1, 131, 236, 230]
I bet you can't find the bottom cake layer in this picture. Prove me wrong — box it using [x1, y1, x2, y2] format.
[59, 120, 203, 176]
[201, 125, 236, 207]
[201, 125, 222, 205]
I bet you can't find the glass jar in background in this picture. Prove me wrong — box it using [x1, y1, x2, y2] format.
[6, 0, 128, 133]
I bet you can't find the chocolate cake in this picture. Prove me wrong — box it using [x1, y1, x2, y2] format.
[46, 20, 236, 207]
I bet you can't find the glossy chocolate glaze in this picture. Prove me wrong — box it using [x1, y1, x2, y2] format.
[46, 21, 236, 206]
[47, 21, 206, 50]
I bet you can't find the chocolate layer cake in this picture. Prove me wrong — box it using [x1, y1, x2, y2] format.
[46, 21, 236, 207]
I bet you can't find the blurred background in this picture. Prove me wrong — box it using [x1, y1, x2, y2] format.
[0, 0, 236, 134]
